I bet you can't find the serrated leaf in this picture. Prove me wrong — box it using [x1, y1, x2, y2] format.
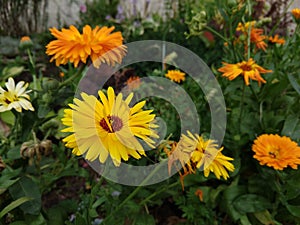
[0, 197, 31, 218]
[9, 176, 41, 215]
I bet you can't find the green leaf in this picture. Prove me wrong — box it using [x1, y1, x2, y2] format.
[288, 74, 300, 95]
[0, 110, 15, 126]
[1, 66, 24, 80]
[7, 145, 22, 160]
[24, 214, 47, 225]
[233, 194, 272, 213]
[133, 214, 155, 225]
[286, 204, 300, 218]
[9, 176, 41, 215]
[8, 222, 27, 225]
[0, 196, 31, 218]
[0, 178, 19, 195]
[281, 115, 300, 140]
[254, 210, 277, 225]
[222, 185, 247, 221]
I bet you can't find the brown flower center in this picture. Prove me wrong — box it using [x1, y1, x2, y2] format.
[240, 64, 252, 71]
[100, 115, 123, 133]
[268, 147, 280, 159]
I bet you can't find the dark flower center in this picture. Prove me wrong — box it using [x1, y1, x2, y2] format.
[100, 115, 123, 133]
[240, 64, 252, 71]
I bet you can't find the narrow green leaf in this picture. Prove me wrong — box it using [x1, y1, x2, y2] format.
[0, 197, 31, 218]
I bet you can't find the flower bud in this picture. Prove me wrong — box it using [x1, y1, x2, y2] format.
[19, 36, 33, 50]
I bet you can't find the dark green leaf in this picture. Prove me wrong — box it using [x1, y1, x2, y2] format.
[281, 115, 300, 140]
[233, 194, 272, 213]
[286, 204, 300, 218]
[9, 176, 41, 215]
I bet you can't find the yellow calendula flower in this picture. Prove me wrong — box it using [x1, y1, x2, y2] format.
[218, 58, 272, 85]
[0, 78, 34, 113]
[165, 70, 186, 83]
[61, 87, 159, 166]
[252, 134, 300, 170]
[46, 25, 127, 68]
[166, 132, 234, 189]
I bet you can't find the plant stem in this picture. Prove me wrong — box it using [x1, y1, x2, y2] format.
[239, 82, 245, 131]
[204, 25, 228, 43]
[58, 65, 85, 88]
[27, 49, 38, 98]
[139, 180, 179, 206]
[101, 161, 166, 224]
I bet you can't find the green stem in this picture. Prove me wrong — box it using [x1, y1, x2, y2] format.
[204, 25, 228, 43]
[58, 65, 85, 88]
[239, 82, 245, 130]
[27, 49, 38, 98]
[101, 162, 166, 224]
[139, 180, 179, 206]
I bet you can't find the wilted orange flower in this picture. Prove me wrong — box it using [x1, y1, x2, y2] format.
[165, 132, 234, 190]
[250, 28, 267, 51]
[268, 34, 285, 44]
[236, 21, 267, 51]
[291, 8, 300, 20]
[126, 76, 141, 90]
[165, 70, 186, 83]
[46, 25, 127, 68]
[252, 134, 300, 170]
[195, 189, 204, 202]
[218, 58, 272, 85]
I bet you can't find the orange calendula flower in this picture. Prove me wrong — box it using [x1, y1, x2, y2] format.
[20, 36, 31, 42]
[46, 25, 127, 68]
[268, 34, 285, 44]
[236, 21, 267, 51]
[250, 28, 267, 51]
[291, 8, 300, 20]
[252, 134, 300, 170]
[165, 70, 186, 83]
[126, 76, 141, 90]
[218, 58, 272, 85]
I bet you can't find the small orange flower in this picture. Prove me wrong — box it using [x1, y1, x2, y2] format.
[59, 72, 65, 78]
[195, 189, 204, 202]
[218, 58, 272, 85]
[46, 25, 127, 68]
[165, 70, 186, 83]
[268, 34, 285, 44]
[126, 76, 141, 90]
[252, 134, 300, 170]
[20, 36, 31, 42]
[291, 8, 300, 20]
[250, 28, 267, 51]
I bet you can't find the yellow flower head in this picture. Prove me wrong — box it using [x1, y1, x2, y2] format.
[252, 134, 300, 170]
[166, 132, 234, 189]
[268, 34, 285, 45]
[165, 70, 186, 83]
[218, 58, 272, 85]
[61, 87, 159, 166]
[0, 78, 34, 113]
[236, 21, 256, 33]
[46, 25, 127, 68]
[291, 8, 300, 20]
